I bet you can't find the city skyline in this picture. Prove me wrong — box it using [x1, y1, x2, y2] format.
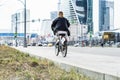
[0, 0, 120, 34]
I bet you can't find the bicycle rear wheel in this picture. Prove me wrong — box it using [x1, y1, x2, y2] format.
[62, 42, 67, 57]
[55, 44, 59, 56]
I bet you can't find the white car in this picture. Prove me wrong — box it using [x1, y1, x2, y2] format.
[74, 43, 79, 47]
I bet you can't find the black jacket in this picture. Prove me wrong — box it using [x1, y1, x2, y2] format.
[51, 17, 70, 36]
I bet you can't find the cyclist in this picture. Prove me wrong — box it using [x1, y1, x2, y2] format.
[51, 11, 70, 36]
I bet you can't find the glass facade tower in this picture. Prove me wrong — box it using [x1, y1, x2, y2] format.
[87, 0, 93, 32]
[99, 0, 114, 31]
[71, 0, 93, 32]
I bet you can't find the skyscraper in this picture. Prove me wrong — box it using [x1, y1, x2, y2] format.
[99, 0, 114, 31]
[59, 0, 115, 36]
[104, 1, 114, 30]
[71, 0, 93, 33]
[69, 0, 78, 24]
[71, 0, 114, 34]
[59, 0, 70, 19]
[71, 0, 87, 24]
[87, 0, 93, 32]
[58, 0, 77, 24]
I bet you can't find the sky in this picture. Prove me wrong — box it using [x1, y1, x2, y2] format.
[0, 0, 58, 31]
[0, 0, 119, 33]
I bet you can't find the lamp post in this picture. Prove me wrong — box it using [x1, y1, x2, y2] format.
[18, 0, 27, 47]
[24, 0, 27, 47]
[15, 13, 18, 47]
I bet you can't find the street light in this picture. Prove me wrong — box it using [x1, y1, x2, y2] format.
[17, 0, 27, 47]
[15, 13, 18, 47]
[12, 9, 23, 47]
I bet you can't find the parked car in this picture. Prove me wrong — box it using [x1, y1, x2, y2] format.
[74, 43, 79, 47]
[37, 42, 42, 46]
[42, 43, 47, 47]
[31, 43, 36, 46]
[48, 43, 53, 47]
[116, 42, 120, 47]
[42, 41, 48, 47]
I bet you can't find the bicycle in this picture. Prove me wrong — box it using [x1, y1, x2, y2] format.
[55, 31, 68, 57]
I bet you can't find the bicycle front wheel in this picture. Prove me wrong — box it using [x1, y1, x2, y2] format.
[62, 42, 67, 57]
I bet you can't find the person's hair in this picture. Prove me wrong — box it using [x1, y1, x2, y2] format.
[59, 11, 63, 15]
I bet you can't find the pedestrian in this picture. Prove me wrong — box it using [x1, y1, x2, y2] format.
[101, 39, 104, 47]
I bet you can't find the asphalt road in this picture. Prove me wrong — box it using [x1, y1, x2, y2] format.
[68, 47, 120, 57]
[26, 46, 120, 57]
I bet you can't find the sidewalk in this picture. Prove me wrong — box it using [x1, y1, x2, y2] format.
[13, 46, 120, 80]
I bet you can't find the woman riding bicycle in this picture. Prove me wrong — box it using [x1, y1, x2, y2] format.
[51, 11, 70, 57]
[51, 11, 70, 36]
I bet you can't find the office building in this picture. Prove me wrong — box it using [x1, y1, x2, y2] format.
[58, 0, 77, 24]
[59, 0, 71, 19]
[40, 19, 53, 36]
[11, 10, 30, 33]
[71, 0, 93, 36]
[71, 0, 114, 34]
[69, 0, 78, 24]
[57, 0, 116, 40]
[99, 0, 114, 31]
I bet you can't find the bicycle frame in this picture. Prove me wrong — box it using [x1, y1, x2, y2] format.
[55, 31, 68, 57]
